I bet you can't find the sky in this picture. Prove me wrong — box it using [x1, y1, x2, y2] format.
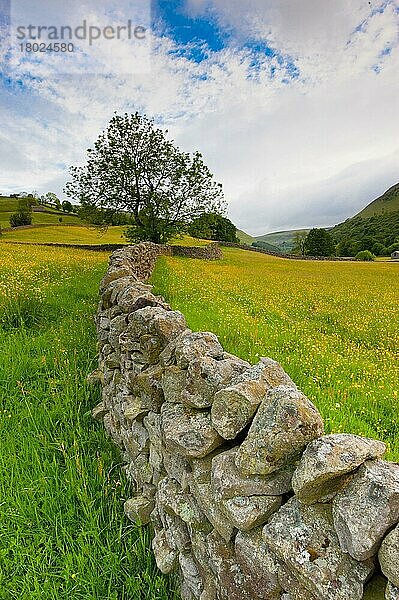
[0, 0, 398, 235]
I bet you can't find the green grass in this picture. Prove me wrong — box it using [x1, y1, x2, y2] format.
[0, 225, 127, 245]
[236, 229, 255, 245]
[0, 244, 178, 599]
[0, 197, 20, 212]
[150, 247, 399, 460]
[0, 197, 81, 228]
[356, 183, 399, 219]
[0, 212, 81, 228]
[0, 226, 211, 247]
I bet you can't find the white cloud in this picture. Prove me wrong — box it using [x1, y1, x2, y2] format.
[0, 0, 398, 233]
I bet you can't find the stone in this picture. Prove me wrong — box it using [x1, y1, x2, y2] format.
[118, 286, 170, 314]
[124, 496, 155, 525]
[161, 402, 223, 459]
[120, 420, 149, 460]
[175, 331, 224, 369]
[108, 314, 127, 350]
[211, 381, 266, 440]
[211, 448, 294, 500]
[123, 395, 159, 422]
[157, 477, 205, 528]
[183, 356, 250, 409]
[191, 447, 229, 484]
[263, 497, 374, 600]
[292, 433, 386, 504]
[386, 582, 399, 600]
[211, 360, 292, 440]
[178, 553, 204, 599]
[91, 402, 107, 421]
[130, 364, 164, 406]
[143, 412, 162, 448]
[206, 530, 255, 600]
[258, 357, 296, 388]
[162, 513, 192, 553]
[379, 525, 399, 587]
[189, 480, 234, 541]
[333, 460, 399, 560]
[235, 385, 324, 476]
[235, 527, 282, 599]
[101, 275, 138, 307]
[127, 306, 187, 344]
[158, 329, 192, 367]
[162, 448, 192, 489]
[125, 452, 153, 487]
[278, 565, 318, 600]
[152, 529, 178, 574]
[221, 495, 281, 531]
[162, 366, 187, 403]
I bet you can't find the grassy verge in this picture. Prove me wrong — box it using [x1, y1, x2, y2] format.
[150, 248, 399, 460]
[0, 244, 177, 599]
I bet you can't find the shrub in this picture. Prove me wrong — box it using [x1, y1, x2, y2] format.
[355, 250, 375, 261]
[9, 211, 32, 227]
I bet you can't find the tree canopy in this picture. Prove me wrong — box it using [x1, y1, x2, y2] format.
[65, 113, 226, 243]
[188, 212, 239, 243]
[304, 228, 335, 257]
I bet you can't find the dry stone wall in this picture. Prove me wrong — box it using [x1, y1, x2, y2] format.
[91, 242, 399, 600]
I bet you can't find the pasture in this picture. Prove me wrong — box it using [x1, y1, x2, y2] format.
[0, 224, 127, 245]
[0, 242, 177, 599]
[151, 247, 399, 460]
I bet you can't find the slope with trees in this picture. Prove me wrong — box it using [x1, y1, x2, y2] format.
[331, 183, 399, 256]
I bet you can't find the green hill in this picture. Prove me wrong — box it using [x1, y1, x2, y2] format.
[355, 183, 399, 219]
[331, 184, 399, 256]
[0, 196, 80, 228]
[255, 229, 311, 252]
[236, 229, 255, 245]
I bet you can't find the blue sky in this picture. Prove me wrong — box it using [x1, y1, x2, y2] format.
[0, 0, 399, 234]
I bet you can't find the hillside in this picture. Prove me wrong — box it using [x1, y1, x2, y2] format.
[255, 228, 310, 252]
[355, 183, 399, 219]
[331, 184, 399, 255]
[236, 229, 255, 245]
[0, 196, 80, 228]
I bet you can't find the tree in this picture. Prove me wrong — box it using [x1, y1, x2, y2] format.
[65, 113, 225, 244]
[356, 250, 375, 261]
[304, 228, 335, 257]
[188, 213, 239, 243]
[9, 198, 32, 227]
[293, 231, 307, 256]
[78, 205, 133, 226]
[62, 200, 74, 213]
[42, 192, 61, 209]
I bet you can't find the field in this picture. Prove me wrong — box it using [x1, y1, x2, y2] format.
[0, 242, 177, 599]
[0, 224, 127, 245]
[151, 247, 399, 460]
[0, 197, 81, 228]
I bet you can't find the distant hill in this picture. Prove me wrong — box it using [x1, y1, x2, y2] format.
[255, 229, 311, 252]
[331, 184, 399, 255]
[355, 183, 399, 219]
[236, 229, 255, 245]
[0, 196, 80, 228]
